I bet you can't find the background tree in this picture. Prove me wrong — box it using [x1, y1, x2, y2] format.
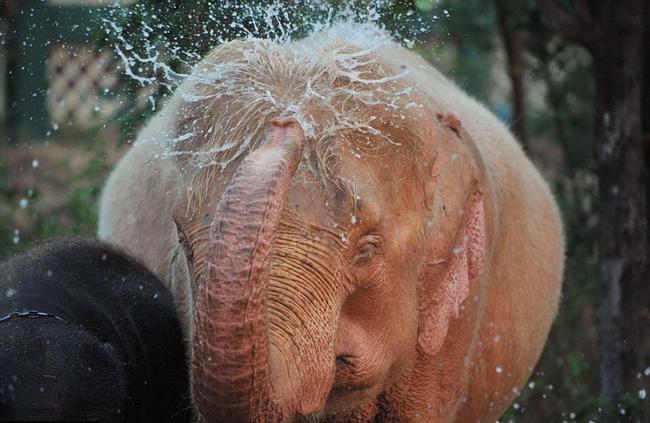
[538, 0, 650, 416]
[493, 0, 528, 148]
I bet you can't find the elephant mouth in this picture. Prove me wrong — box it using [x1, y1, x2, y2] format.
[324, 354, 386, 413]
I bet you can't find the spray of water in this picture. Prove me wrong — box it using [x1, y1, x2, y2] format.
[103, 1, 448, 176]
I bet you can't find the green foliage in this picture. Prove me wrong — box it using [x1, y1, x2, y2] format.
[434, 0, 499, 101]
[0, 135, 111, 258]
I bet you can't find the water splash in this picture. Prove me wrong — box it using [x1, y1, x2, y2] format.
[104, 1, 436, 76]
[104, 1, 446, 174]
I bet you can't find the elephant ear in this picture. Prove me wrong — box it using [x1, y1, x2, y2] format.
[418, 113, 487, 356]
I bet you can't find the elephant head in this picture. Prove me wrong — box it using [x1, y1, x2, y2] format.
[170, 39, 489, 422]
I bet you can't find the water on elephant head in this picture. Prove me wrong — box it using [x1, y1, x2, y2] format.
[103, 0, 449, 171]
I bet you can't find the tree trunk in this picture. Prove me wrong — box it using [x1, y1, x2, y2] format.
[538, 0, 649, 410]
[539, 55, 568, 167]
[591, 0, 648, 404]
[494, 0, 528, 149]
[637, 5, 650, 414]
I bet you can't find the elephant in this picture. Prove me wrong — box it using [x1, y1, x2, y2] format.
[98, 26, 564, 422]
[0, 238, 191, 422]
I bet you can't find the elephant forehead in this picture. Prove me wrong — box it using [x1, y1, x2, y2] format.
[284, 173, 332, 224]
[284, 148, 364, 216]
[172, 34, 437, 188]
[283, 165, 352, 232]
[274, 127, 428, 244]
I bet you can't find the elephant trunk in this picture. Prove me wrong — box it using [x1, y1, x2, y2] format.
[191, 120, 305, 422]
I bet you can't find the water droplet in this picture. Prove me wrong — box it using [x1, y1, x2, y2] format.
[19, 198, 28, 209]
[5, 288, 17, 298]
[32, 159, 39, 168]
[569, 412, 576, 419]
[639, 389, 646, 399]
[528, 381, 535, 389]
[495, 366, 503, 374]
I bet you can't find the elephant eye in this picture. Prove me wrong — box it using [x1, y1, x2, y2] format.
[174, 219, 194, 263]
[353, 235, 382, 265]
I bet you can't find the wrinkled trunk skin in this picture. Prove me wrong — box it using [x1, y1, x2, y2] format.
[266, 218, 341, 416]
[191, 120, 308, 422]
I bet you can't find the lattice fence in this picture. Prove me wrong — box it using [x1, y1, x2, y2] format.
[6, 1, 139, 137]
[46, 43, 123, 129]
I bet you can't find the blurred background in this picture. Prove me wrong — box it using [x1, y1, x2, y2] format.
[0, 0, 648, 421]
